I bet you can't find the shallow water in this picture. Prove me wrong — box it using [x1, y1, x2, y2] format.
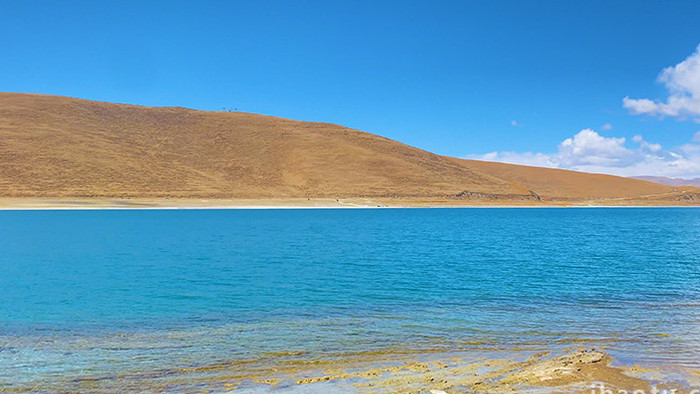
[1, 208, 700, 390]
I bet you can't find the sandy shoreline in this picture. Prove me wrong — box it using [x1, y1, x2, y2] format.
[0, 197, 699, 210]
[14, 347, 698, 393]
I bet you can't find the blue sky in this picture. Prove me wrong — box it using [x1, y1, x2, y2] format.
[2, 1, 700, 177]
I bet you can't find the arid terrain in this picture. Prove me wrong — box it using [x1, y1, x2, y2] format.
[1, 92, 698, 207]
[632, 175, 700, 188]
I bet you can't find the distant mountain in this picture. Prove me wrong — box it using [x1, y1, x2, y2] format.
[0, 92, 696, 205]
[632, 176, 700, 188]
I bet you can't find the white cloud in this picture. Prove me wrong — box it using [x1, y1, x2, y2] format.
[466, 129, 700, 178]
[511, 120, 520, 127]
[601, 123, 613, 130]
[623, 44, 700, 120]
[679, 143, 700, 155]
[693, 131, 700, 142]
[557, 129, 632, 167]
[633, 134, 662, 152]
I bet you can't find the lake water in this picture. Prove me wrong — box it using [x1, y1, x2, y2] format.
[1, 208, 700, 391]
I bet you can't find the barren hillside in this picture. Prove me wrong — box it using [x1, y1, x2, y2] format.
[632, 176, 700, 188]
[459, 159, 673, 200]
[0, 93, 694, 204]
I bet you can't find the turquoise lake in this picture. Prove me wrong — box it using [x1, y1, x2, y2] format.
[1, 208, 700, 390]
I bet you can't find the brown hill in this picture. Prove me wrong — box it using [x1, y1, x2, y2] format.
[0, 92, 694, 204]
[631, 176, 700, 188]
[458, 159, 676, 201]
